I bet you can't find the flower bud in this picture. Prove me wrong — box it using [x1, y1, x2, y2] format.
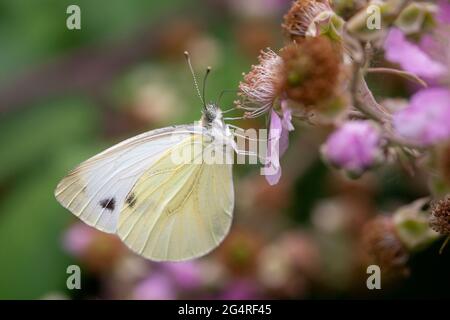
[429, 196, 450, 236]
[361, 216, 410, 281]
[63, 223, 125, 273]
[346, 1, 391, 41]
[278, 37, 343, 108]
[282, 0, 337, 40]
[395, 2, 437, 34]
[393, 198, 440, 251]
[428, 142, 450, 196]
[321, 121, 384, 177]
[332, 0, 367, 18]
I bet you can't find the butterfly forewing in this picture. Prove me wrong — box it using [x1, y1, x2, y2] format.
[54, 125, 201, 233]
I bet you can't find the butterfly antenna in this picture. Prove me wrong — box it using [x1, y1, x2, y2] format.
[217, 89, 239, 106]
[202, 66, 212, 108]
[184, 51, 205, 108]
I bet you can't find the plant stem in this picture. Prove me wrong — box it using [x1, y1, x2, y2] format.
[345, 0, 424, 150]
[367, 68, 427, 87]
[439, 236, 450, 255]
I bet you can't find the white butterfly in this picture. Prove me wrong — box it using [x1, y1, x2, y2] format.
[55, 55, 248, 261]
[56, 103, 241, 261]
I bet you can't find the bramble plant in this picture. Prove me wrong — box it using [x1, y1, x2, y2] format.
[234, 0, 450, 277]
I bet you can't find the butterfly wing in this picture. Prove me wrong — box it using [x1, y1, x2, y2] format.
[117, 134, 234, 261]
[55, 125, 202, 233]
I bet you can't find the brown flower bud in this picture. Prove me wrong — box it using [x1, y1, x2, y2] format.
[430, 196, 450, 235]
[361, 216, 410, 280]
[282, 0, 333, 40]
[278, 36, 342, 108]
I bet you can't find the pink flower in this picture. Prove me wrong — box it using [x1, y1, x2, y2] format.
[437, 0, 450, 24]
[163, 262, 202, 290]
[262, 103, 294, 186]
[321, 121, 383, 175]
[384, 28, 447, 79]
[393, 88, 450, 146]
[384, 2, 450, 83]
[219, 280, 260, 300]
[133, 272, 176, 300]
[384, 9, 450, 147]
[263, 111, 283, 185]
[63, 223, 95, 257]
[280, 100, 294, 157]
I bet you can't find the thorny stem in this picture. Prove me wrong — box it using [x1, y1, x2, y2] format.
[347, 0, 423, 150]
[355, 70, 391, 122]
[350, 59, 389, 122]
[367, 68, 427, 87]
[352, 62, 425, 150]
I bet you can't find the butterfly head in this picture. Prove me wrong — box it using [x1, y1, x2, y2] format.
[202, 103, 222, 126]
[184, 52, 224, 127]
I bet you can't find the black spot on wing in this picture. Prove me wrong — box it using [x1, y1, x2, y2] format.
[126, 193, 137, 208]
[99, 198, 115, 211]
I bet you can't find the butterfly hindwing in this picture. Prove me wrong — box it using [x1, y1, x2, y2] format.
[117, 134, 234, 261]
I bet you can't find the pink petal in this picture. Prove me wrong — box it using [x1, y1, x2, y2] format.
[63, 223, 95, 257]
[134, 273, 175, 300]
[163, 262, 201, 290]
[263, 105, 295, 186]
[265, 165, 282, 186]
[268, 109, 282, 162]
[438, 0, 450, 24]
[263, 110, 282, 185]
[393, 88, 450, 145]
[384, 28, 447, 79]
[281, 100, 295, 132]
[280, 100, 294, 157]
[322, 121, 382, 174]
[279, 126, 289, 158]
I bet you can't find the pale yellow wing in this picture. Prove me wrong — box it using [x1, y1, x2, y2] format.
[55, 125, 202, 233]
[117, 135, 234, 261]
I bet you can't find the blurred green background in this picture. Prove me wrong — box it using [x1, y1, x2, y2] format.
[1, 0, 449, 300]
[0, 0, 283, 299]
